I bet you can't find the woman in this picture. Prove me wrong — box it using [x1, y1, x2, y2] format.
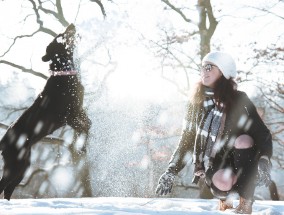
[155, 51, 272, 214]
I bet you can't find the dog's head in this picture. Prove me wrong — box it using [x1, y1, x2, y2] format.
[42, 24, 77, 71]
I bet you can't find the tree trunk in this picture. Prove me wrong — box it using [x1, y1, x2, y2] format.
[197, 0, 218, 60]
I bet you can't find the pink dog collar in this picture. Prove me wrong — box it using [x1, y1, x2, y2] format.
[50, 70, 77, 76]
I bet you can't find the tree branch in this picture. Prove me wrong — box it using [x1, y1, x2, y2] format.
[37, 0, 69, 27]
[0, 30, 40, 57]
[161, 0, 194, 23]
[28, 0, 58, 36]
[89, 0, 107, 17]
[248, 4, 284, 20]
[0, 60, 48, 79]
[56, 0, 69, 26]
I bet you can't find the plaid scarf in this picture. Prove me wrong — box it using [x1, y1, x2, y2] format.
[193, 88, 225, 168]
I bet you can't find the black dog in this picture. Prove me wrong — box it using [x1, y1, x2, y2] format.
[0, 24, 91, 200]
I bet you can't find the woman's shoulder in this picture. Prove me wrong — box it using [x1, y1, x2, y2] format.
[234, 90, 251, 102]
[233, 90, 257, 111]
[235, 90, 248, 97]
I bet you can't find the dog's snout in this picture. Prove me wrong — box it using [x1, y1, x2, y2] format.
[66, 23, 76, 35]
[68, 23, 75, 30]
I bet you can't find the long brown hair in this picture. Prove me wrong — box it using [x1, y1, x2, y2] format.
[189, 76, 237, 113]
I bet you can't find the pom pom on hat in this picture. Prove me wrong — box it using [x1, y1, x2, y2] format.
[202, 51, 237, 79]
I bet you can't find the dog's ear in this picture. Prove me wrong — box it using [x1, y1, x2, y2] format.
[42, 54, 50, 62]
[42, 42, 56, 62]
[42, 47, 51, 62]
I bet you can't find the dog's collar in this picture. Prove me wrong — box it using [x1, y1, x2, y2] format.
[50, 70, 77, 76]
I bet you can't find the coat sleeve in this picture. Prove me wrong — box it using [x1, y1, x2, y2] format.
[240, 93, 273, 159]
[167, 103, 198, 174]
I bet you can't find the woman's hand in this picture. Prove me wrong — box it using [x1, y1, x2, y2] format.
[155, 171, 176, 195]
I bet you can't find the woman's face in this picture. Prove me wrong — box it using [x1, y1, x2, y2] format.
[201, 61, 223, 88]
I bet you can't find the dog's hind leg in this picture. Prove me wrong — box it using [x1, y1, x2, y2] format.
[0, 177, 10, 198]
[4, 175, 24, 200]
[0, 147, 31, 200]
[0, 158, 22, 200]
[0, 113, 63, 199]
[0, 146, 19, 198]
[3, 149, 31, 200]
[3, 159, 29, 200]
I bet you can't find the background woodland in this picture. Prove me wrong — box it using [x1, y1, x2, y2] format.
[0, 0, 283, 200]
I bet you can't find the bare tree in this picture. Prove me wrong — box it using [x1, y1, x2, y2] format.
[161, 0, 217, 59]
[242, 1, 284, 167]
[251, 44, 284, 157]
[145, 0, 218, 95]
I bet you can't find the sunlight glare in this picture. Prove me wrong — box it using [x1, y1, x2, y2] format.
[107, 46, 175, 103]
[50, 167, 74, 192]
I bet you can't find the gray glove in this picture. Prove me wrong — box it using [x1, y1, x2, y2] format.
[155, 171, 175, 195]
[256, 157, 272, 187]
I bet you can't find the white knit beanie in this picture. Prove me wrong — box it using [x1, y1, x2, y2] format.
[202, 51, 237, 79]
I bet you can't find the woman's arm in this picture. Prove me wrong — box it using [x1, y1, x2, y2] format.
[168, 103, 198, 174]
[240, 92, 273, 158]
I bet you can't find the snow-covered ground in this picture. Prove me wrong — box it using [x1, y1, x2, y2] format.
[0, 197, 283, 215]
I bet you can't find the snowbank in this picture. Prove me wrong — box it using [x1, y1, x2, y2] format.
[0, 197, 283, 214]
